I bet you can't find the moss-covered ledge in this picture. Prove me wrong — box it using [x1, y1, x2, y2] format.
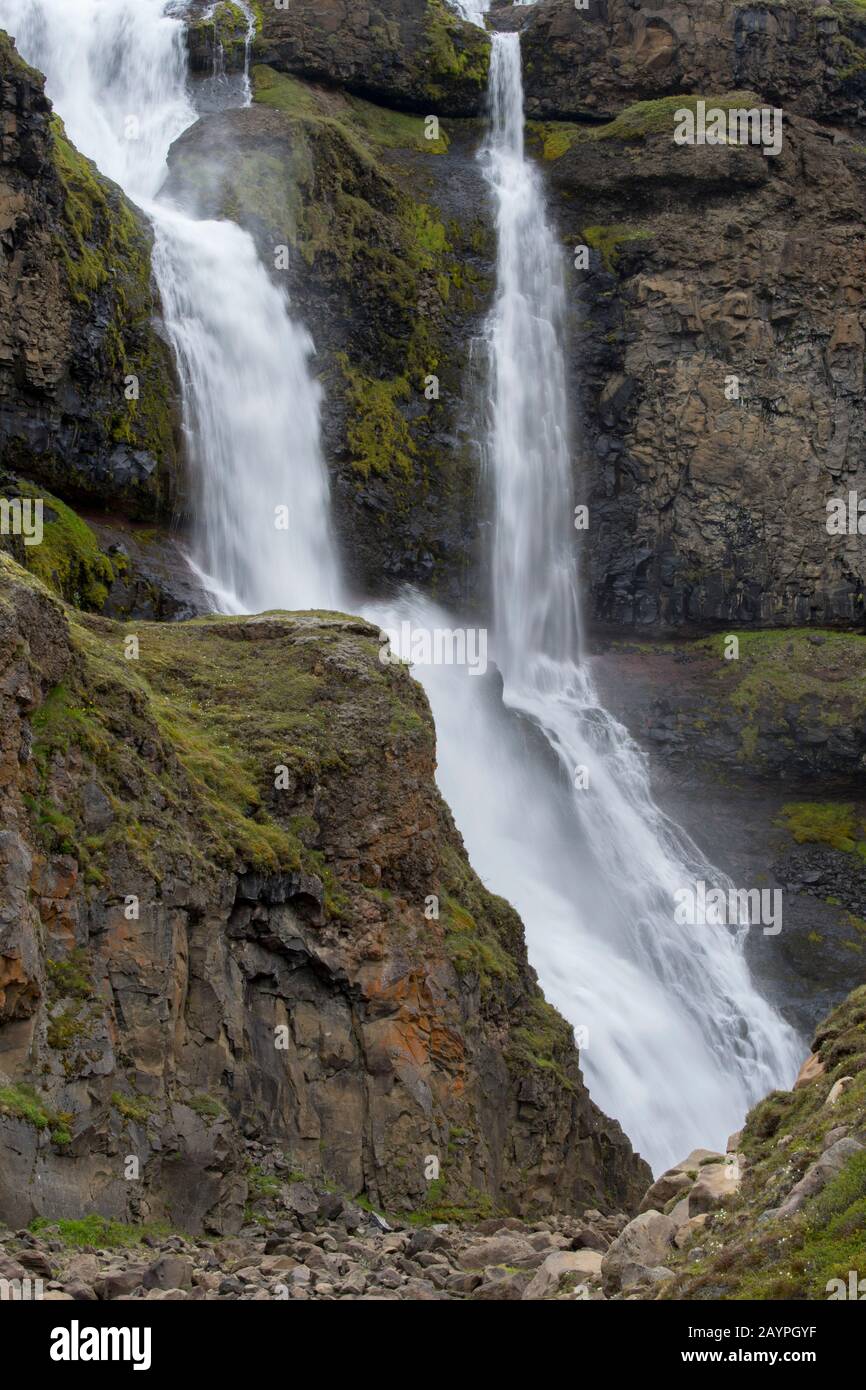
[0, 554, 650, 1228]
[253, 0, 490, 116]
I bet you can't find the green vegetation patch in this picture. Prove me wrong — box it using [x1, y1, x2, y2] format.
[781, 801, 866, 857]
[420, 0, 490, 100]
[681, 628, 866, 765]
[29, 1215, 171, 1249]
[441, 889, 518, 991]
[338, 357, 417, 480]
[189, 0, 252, 60]
[533, 92, 765, 160]
[507, 996, 578, 1092]
[253, 65, 450, 154]
[50, 119, 177, 480]
[0, 1083, 73, 1146]
[111, 1091, 156, 1125]
[12, 482, 117, 610]
[583, 224, 653, 270]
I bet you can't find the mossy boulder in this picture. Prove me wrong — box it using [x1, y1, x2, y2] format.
[184, 1, 255, 73]
[254, 0, 491, 116]
[163, 67, 495, 605]
[0, 32, 182, 519]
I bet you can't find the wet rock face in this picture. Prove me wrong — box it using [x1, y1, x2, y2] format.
[518, 0, 866, 125]
[163, 75, 496, 608]
[0, 35, 182, 519]
[254, 0, 492, 116]
[0, 558, 650, 1233]
[544, 114, 866, 630]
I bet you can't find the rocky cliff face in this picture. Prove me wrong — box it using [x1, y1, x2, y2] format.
[0, 554, 648, 1233]
[546, 100, 866, 630]
[0, 35, 181, 519]
[515, 0, 866, 631]
[517, 0, 866, 124]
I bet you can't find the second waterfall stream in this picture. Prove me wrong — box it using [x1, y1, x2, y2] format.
[1, 0, 802, 1171]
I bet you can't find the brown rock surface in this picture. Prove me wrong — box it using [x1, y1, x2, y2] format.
[0, 554, 650, 1231]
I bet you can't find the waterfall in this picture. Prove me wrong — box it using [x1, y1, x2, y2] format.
[375, 29, 800, 1169]
[1, 0, 802, 1171]
[449, 0, 491, 23]
[0, 0, 342, 614]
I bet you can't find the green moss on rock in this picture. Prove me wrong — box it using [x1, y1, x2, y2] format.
[532, 92, 766, 161]
[50, 120, 179, 510]
[583, 224, 653, 270]
[420, 0, 490, 101]
[662, 986, 866, 1300]
[13, 481, 117, 610]
[0, 1083, 73, 1147]
[781, 801, 866, 854]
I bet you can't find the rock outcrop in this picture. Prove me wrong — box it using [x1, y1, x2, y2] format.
[595, 629, 866, 780]
[0, 554, 649, 1233]
[254, 0, 491, 116]
[0, 34, 181, 519]
[517, 0, 866, 125]
[163, 64, 495, 605]
[542, 100, 866, 630]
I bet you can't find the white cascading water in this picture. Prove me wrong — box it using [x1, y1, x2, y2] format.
[0, 0, 802, 1170]
[375, 29, 801, 1169]
[0, 0, 341, 615]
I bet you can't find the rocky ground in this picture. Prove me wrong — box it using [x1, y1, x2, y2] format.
[0, 1138, 780, 1301]
[4, 981, 863, 1301]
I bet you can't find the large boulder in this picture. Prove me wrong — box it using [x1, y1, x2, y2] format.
[522, 1250, 603, 1300]
[601, 1209, 677, 1292]
[688, 1161, 742, 1215]
[776, 1136, 865, 1217]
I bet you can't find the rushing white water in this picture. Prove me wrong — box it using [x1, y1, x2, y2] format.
[0, 0, 341, 614]
[1, 0, 802, 1170]
[375, 31, 801, 1170]
[449, 0, 491, 23]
